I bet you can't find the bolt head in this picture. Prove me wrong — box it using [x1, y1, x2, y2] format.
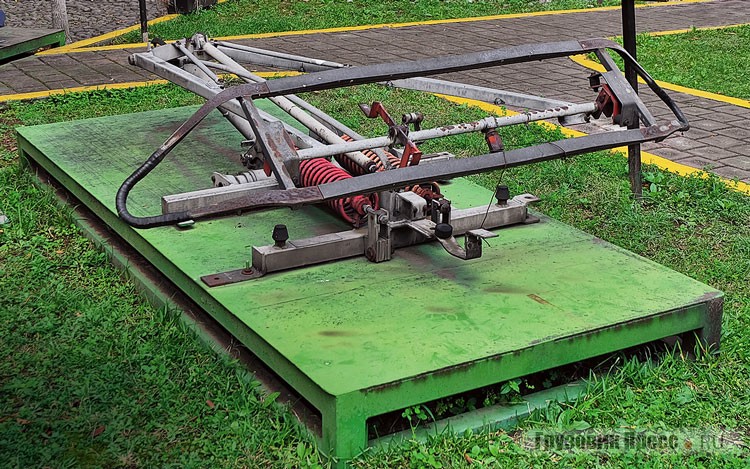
[434, 223, 453, 239]
[272, 224, 289, 244]
[495, 184, 510, 204]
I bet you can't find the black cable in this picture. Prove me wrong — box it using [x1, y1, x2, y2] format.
[115, 147, 191, 228]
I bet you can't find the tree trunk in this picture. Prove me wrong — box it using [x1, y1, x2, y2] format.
[51, 0, 71, 44]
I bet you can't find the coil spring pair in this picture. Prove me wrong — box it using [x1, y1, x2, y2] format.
[298, 158, 378, 226]
[335, 135, 443, 202]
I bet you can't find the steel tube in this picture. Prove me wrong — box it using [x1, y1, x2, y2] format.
[200, 58, 390, 166]
[215, 41, 346, 69]
[175, 42, 220, 82]
[388, 77, 574, 111]
[296, 102, 597, 160]
[201, 41, 376, 171]
[216, 42, 580, 112]
[187, 127, 655, 220]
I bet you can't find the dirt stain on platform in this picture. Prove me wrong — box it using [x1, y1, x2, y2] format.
[318, 330, 355, 337]
[528, 293, 554, 306]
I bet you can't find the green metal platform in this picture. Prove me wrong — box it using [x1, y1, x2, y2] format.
[17, 105, 723, 464]
[0, 27, 65, 63]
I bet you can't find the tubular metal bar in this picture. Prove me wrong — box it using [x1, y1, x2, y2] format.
[186, 127, 675, 220]
[216, 46, 300, 70]
[225, 106, 319, 154]
[223, 41, 588, 97]
[615, 3, 643, 198]
[118, 38, 688, 228]
[161, 152, 453, 215]
[215, 42, 576, 113]
[217, 46, 335, 73]
[215, 42, 583, 112]
[175, 41, 220, 83]
[284, 93, 394, 169]
[130, 51, 320, 149]
[138, 0, 148, 44]
[200, 40, 376, 173]
[200, 57, 391, 168]
[215, 41, 346, 70]
[387, 77, 575, 112]
[296, 102, 597, 160]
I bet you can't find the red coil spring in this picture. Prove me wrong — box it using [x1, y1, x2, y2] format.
[337, 134, 443, 202]
[298, 158, 379, 226]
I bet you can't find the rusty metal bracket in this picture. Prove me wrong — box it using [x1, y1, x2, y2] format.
[239, 98, 298, 188]
[360, 101, 423, 167]
[435, 228, 498, 260]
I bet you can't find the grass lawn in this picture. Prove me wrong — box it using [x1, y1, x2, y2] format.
[1, 84, 749, 467]
[116, 0, 620, 43]
[605, 25, 750, 100]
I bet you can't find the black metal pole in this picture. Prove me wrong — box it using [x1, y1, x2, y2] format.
[139, 0, 149, 44]
[622, 0, 642, 198]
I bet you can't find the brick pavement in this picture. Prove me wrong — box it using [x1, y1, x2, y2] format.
[0, 0, 167, 42]
[1, 0, 749, 182]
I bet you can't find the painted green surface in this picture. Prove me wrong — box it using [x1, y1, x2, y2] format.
[370, 382, 587, 448]
[18, 105, 724, 463]
[0, 28, 65, 62]
[17, 106, 720, 399]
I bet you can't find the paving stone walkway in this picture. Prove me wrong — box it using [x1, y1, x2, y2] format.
[0, 0, 167, 42]
[1, 0, 749, 182]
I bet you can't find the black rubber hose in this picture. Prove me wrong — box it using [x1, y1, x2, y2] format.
[114, 90, 227, 228]
[115, 146, 191, 228]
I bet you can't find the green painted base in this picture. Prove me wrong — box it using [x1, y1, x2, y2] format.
[0, 27, 65, 63]
[17, 106, 723, 465]
[370, 381, 587, 449]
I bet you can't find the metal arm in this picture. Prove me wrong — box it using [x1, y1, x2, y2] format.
[117, 37, 687, 228]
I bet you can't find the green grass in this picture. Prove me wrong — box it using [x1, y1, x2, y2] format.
[116, 0, 620, 43]
[605, 25, 750, 99]
[0, 87, 325, 468]
[2, 84, 750, 467]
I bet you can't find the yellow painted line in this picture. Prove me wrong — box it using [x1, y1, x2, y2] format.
[0, 71, 298, 103]
[0, 80, 169, 102]
[436, 94, 750, 195]
[38, 15, 179, 55]
[569, 54, 750, 109]
[3, 67, 744, 194]
[646, 22, 749, 37]
[37, 0, 712, 55]
[41, 0, 230, 53]
[40, 43, 150, 54]
[218, 0, 711, 38]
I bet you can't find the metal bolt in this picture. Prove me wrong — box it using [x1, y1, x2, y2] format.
[272, 224, 289, 247]
[434, 223, 453, 240]
[495, 184, 510, 206]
